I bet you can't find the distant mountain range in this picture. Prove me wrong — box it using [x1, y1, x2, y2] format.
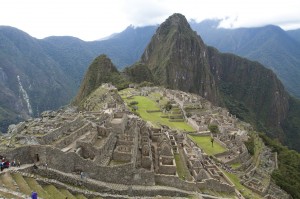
[0, 25, 155, 132]
[0, 19, 300, 134]
[190, 20, 300, 98]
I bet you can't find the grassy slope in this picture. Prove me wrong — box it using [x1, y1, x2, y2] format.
[122, 93, 195, 131]
[188, 135, 226, 155]
[223, 170, 261, 199]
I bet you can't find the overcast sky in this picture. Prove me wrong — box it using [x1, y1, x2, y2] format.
[1, 0, 300, 41]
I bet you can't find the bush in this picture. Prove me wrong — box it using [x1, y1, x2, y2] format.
[208, 124, 219, 134]
[129, 101, 138, 106]
[244, 136, 255, 155]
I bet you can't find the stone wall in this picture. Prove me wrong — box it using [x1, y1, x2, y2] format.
[3, 145, 155, 186]
[154, 174, 198, 192]
[197, 178, 235, 193]
[55, 122, 93, 149]
[112, 147, 132, 162]
[37, 116, 84, 145]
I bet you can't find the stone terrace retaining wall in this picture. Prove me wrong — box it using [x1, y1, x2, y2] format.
[197, 178, 235, 193]
[155, 174, 198, 192]
[3, 145, 155, 186]
[55, 122, 93, 149]
[37, 116, 85, 145]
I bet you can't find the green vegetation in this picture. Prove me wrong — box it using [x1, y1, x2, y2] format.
[259, 133, 300, 199]
[208, 124, 219, 134]
[188, 135, 226, 155]
[244, 135, 255, 155]
[282, 97, 300, 152]
[121, 92, 194, 131]
[74, 54, 130, 105]
[0, 190, 23, 199]
[230, 162, 241, 169]
[76, 194, 88, 199]
[43, 185, 66, 199]
[123, 62, 154, 84]
[174, 153, 193, 181]
[59, 189, 77, 199]
[223, 170, 262, 199]
[11, 173, 32, 195]
[0, 173, 18, 191]
[25, 177, 50, 199]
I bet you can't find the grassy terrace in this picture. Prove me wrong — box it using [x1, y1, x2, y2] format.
[223, 170, 262, 199]
[120, 90, 195, 131]
[188, 135, 226, 155]
[174, 152, 193, 181]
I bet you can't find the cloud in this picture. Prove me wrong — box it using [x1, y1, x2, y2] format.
[1, 0, 300, 40]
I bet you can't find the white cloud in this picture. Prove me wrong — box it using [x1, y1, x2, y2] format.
[0, 0, 300, 40]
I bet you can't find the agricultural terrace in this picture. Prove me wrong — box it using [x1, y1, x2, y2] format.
[119, 89, 195, 132]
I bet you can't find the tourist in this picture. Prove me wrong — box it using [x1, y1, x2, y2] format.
[33, 164, 38, 170]
[31, 191, 38, 199]
[12, 159, 16, 166]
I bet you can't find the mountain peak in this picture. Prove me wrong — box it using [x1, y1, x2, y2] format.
[141, 13, 218, 103]
[156, 13, 192, 36]
[73, 54, 119, 104]
[165, 13, 189, 26]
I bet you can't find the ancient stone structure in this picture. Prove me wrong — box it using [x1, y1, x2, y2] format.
[0, 85, 289, 198]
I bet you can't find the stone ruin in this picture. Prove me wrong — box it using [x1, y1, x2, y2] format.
[0, 86, 290, 199]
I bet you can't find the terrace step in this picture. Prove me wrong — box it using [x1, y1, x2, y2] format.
[25, 176, 51, 199]
[0, 172, 18, 192]
[43, 184, 66, 199]
[76, 193, 89, 199]
[11, 173, 32, 195]
[60, 188, 77, 199]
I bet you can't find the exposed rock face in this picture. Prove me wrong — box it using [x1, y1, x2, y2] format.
[137, 13, 290, 141]
[74, 54, 120, 104]
[141, 13, 219, 104]
[207, 47, 289, 130]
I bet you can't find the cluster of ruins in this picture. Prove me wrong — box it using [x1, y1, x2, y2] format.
[0, 85, 290, 198]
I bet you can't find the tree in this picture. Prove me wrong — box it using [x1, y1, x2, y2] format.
[164, 101, 172, 111]
[208, 124, 219, 134]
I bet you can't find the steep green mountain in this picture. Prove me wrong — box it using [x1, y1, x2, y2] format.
[126, 13, 300, 151]
[141, 14, 219, 104]
[0, 26, 75, 132]
[191, 21, 300, 98]
[41, 36, 95, 86]
[123, 62, 154, 84]
[73, 54, 128, 105]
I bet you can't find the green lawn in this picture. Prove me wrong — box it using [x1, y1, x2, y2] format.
[188, 135, 226, 155]
[230, 162, 242, 169]
[174, 153, 193, 181]
[122, 95, 195, 131]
